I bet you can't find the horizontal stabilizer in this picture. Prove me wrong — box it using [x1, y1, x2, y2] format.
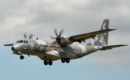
[100, 44, 127, 51]
[4, 44, 14, 46]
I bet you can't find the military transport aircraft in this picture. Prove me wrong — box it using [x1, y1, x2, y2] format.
[4, 19, 127, 66]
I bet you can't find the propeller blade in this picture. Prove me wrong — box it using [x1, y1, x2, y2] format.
[54, 28, 59, 37]
[24, 33, 27, 39]
[53, 29, 64, 44]
[50, 35, 56, 39]
[29, 33, 33, 39]
[59, 29, 64, 38]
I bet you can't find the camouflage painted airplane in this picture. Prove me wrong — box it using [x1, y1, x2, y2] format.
[4, 19, 127, 66]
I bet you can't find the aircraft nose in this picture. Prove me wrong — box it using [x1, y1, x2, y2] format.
[11, 44, 23, 51]
[11, 46, 15, 51]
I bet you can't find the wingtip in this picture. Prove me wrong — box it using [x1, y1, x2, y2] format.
[118, 44, 128, 47]
[109, 28, 117, 31]
[122, 44, 128, 46]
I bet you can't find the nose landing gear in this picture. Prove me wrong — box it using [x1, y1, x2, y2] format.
[20, 55, 24, 60]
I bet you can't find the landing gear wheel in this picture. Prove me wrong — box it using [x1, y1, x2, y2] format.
[61, 58, 70, 63]
[61, 58, 65, 63]
[49, 61, 53, 66]
[44, 60, 48, 65]
[20, 55, 24, 60]
[44, 60, 53, 66]
[66, 58, 70, 63]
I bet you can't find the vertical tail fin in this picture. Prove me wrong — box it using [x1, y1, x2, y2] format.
[94, 19, 109, 46]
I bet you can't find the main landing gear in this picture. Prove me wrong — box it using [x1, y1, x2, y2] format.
[61, 58, 70, 63]
[44, 60, 53, 66]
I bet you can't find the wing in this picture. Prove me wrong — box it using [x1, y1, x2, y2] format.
[4, 44, 14, 46]
[100, 44, 127, 51]
[69, 29, 115, 43]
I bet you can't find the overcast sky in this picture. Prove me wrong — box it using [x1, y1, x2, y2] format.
[0, 0, 130, 80]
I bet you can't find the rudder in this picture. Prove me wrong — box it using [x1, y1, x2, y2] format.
[94, 19, 109, 46]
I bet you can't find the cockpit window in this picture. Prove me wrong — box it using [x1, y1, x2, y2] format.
[16, 40, 28, 43]
[16, 40, 23, 43]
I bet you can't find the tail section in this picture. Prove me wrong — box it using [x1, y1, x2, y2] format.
[93, 19, 127, 50]
[94, 19, 109, 46]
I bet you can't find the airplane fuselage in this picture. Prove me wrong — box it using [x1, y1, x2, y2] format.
[12, 39, 100, 61]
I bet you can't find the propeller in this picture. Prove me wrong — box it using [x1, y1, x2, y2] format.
[24, 33, 34, 39]
[29, 33, 34, 39]
[24, 33, 27, 39]
[51, 29, 64, 43]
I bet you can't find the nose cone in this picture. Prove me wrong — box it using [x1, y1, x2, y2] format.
[11, 44, 22, 51]
[11, 46, 15, 51]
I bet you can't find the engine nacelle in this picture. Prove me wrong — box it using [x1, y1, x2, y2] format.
[59, 36, 72, 46]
